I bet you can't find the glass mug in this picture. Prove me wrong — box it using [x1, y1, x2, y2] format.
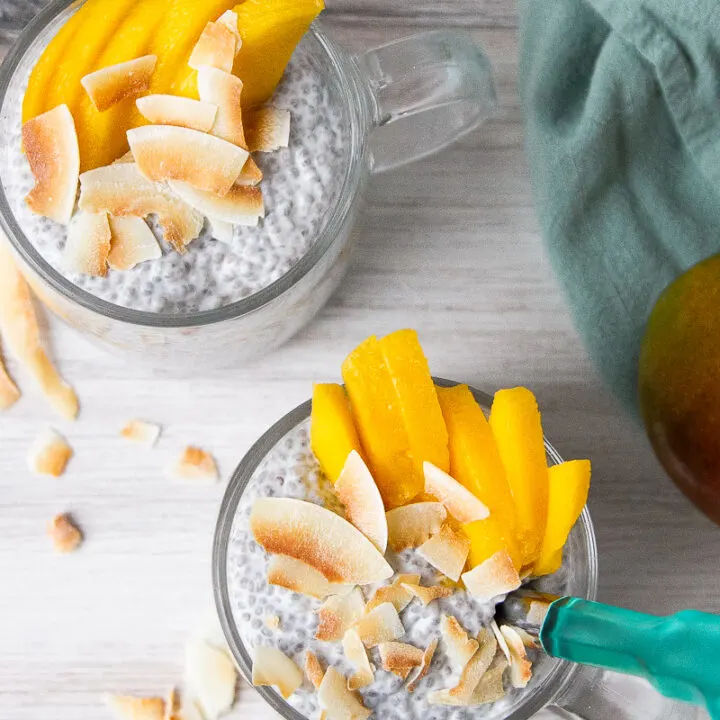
[0, 0, 496, 370]
[213, 384, 698, 720]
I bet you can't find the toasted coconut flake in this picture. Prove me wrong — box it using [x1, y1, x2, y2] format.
[506, 624, 539, 648]
[79, 163, 203, 253]
[168, 446, 219, 482]
[185, 639, 237, 717]
[237, 156, 263, 186]
[81, 55, 157, 112]
[245, 107, 291, 152]
[317, 667, 371, 720]
[114, 150, 134, 164]
[461, 550, 521, 601]
[108, 216, 161, 271]
[128, 125, 248, 196]
[501, 625, 533, 688]
[428, 628, 497, 706]
[386, 502, 447, 552]
[188, 21, 236, 73]
[418, 525, 470, 582]
[424, 462, 490, 524]
[22, 104, 79, 224]
[527, 600, 550, 627]
[365, 582, 415, 615]
[252, 646, 302, 699]
[163, 688, 179, 720]
[169, 181, 263, 226]
[351, 602, 404, 648]
[316, 588, 365, 642]
[305, 650, 325, 690]
[0, 243, 78, 419]
[491, 619, 511, 663]
[469, 655, 508, 705]
[378, 642, 424, 680]
[48, 513, 83, 553]
[0, 351, 20, 410]
[28, 428, 72, 477]
[402, 582, 453, 607]
[208, 218, 234, 244]
[406, 637, 438, 693]
[264, 614, 280, 631]
[106, 694, 165, 720]
[440, 615, 479, 672]
[136, 95, 218, 133]
[335, 450, 388, 553]
[342, 629, 374, 690]
[197, 67, 247, 148]
[63, 211, 111, 276]
[216, 10, 241, 54]
[120, 419, 162, 447]
[267, 554, 354, 599]
[250, 498, 394, 585]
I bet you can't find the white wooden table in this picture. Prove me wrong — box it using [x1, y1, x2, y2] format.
[1, 2, 718, 719]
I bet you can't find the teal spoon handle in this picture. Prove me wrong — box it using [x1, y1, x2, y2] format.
[540, 597, 720, 718]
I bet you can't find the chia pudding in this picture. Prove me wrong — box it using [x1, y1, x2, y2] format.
[225, 416, 578, 720]
[1, 25, 348, 314]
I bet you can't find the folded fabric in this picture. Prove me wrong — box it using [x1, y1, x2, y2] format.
[519, 0, 720, 410]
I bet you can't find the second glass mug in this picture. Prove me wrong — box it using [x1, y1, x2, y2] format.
[0, 0, 496, 369]
[213, 384, 699, 720]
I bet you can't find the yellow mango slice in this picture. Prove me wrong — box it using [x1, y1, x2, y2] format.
[534, 460, 591, 577]
[310, 383, 363, 483]
[489, 387, 549, 567]
[463, 516, 522, 571]
[341, 331, 448, 509]
[436, 385, 517, 535]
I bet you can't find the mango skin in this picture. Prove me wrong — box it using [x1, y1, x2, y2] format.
[640, 254, 720, 525]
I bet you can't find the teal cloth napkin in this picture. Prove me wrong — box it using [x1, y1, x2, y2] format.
[519, 0, 720, 409]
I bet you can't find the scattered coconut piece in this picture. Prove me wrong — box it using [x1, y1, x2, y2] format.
[334, 450, 388, 554]
[245, 107, 291, 152]
[28, 428, 73, 477]
[364, 575, 419, 614]
[305, 650, 325, 690]
[264, 615, 280, 631]
[506, 624, 539, 648]
[461, 550, 521, 601]
[406, 637, 438, 693]
[351, 602, 404, 648]
[81, 55, 157, 112]
[267, 554, 354, 599]
[185, 639, 237, 718]
[402, 582, 453, 607]
[251, 646, 302, 699]
[491, 619, 511, 663]
[79, 163, 204, 253]
[215, 10, 241, 54]
[128, 125, 249, 196]
[316, 588, 365, 642]
[469, 655, 508, 705]
[378, 642, 424, 680]
[250, 497, 394, 585]
[188, 21, 236, 73]
[136, 95, 218, 133]
[168, 181, 263, 227]
[108, 216, 162, 271]
[417, 525, 470, 582]
[236, 156, 263, 186]
[501, 625, 533, 688]
[386, 502, 447, 552]
[197, 66, 247, 148]
[63, 211, 111, 276]
[106, 694, 165, 720]
[0, 350, 20, 410]
[207, 218, 234, 244]
[22, 104, 79, 224]
[317, 667, 370, 720]
[527, 599, 551, 627]
[48, 513, 82, 553]
[168, 446, 219, 482]
[163, 688, 179, 720]
[428, 628, 497, 706]
[440, 615, 479, 672]
[342, 628, 374, 690]
[424, 462, 490, 524]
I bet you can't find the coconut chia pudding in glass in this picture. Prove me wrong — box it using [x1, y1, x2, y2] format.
[220, 331, 592, 720]
[1, 0, 345, 314]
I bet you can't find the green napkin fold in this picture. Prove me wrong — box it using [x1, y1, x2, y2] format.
[519, 0, 720, 410]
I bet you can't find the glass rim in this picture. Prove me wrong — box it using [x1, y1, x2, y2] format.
[212, 379, 599, 720]
[0, 0, 367, 329]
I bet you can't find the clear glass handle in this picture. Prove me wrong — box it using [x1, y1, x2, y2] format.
[354, 29, 497, 173]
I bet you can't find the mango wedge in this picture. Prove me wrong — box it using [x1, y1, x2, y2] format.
[437, 385, 517, 535]
[341, 331, 449, 509]
[534, 460, 591, 577]
[463, 516, 522, 571]
[489, 388, 549, 567]
[310, 383, 363, 483]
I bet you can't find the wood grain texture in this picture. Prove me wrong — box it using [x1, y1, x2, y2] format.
[0, 4, 715, 720]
